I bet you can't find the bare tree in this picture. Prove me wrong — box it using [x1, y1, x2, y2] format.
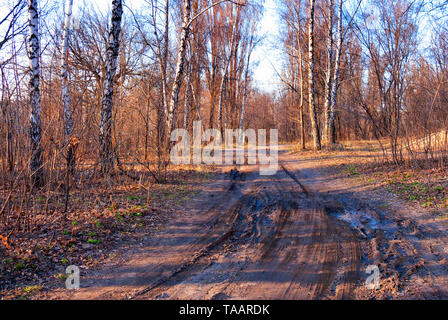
[239, 24, 256, 132]
[166, 0, 191, 137]
[218, 3, 239, 136]
[356, 0, 421, 163]
[27, 0, 44, 186]
[327, 0, 344, 144]
[296, 16, 306, 150]
[307, 0, 321, 150]
[323, 0, 335, 145]
[99, 0, 123, 173]
[0, 0, 26, 51]
[61, 0, 76, 173]
[166, 0, 246, 140]
[184, 46, 192, 129]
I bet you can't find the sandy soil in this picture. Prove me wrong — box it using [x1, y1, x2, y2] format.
[35, 146, 448, 300]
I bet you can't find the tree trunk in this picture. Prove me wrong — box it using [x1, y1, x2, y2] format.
[299, 93, 305, 149]
[163, 0, 169, 114]
[190, 80, 202, 124]
[329, 0, 343, 144]
[61, 0, 75, 173]
[218, 5, 238, 136]
[99, 0, 123, 174]
[307, 0, 321, 151]
[218, 75, 228, 136]
[27, 0, 44, 186]
[240, 41, 253, 132]
[184, 57, 192, 129]
[166, 0, 191, 138]
[323, 0, 335, 145]
[296, 26, 306, 150]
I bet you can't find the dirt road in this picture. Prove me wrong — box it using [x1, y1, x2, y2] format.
[40, 146, 448, 299]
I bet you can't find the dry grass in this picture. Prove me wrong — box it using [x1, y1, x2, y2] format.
[0, 163, 219, 299]
[288, 139, 448, 211]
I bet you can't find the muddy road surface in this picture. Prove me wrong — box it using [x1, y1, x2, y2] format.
[46, 148, 362, 300]
[41, 147, 448, 299]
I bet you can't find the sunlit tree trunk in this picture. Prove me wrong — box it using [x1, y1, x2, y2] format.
[323, 0, 334, 145]
[329, 0, 343, 144]
[166, 0, 191, 136]
[190, 79, 202, 124]
[61, 0, 75, 173]
[184, 55, 192, 129]
[99, 0, 123, 173]
[27, 0, 44, 186]
[206, 4, 219, 129]
[163, 0, 169, 115]
[240, 37, 253, 132]
[218, 4, 238, 136]
[218, 74, 227, 135]
[307, 0, 321, 150]
[297, 36, 306, 150]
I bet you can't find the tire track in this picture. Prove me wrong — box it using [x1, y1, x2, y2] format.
[143, 162, 361, 300]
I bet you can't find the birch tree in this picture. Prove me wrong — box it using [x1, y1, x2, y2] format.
[356, 0, 421, 163]
[165, 0, 191, 137]
[307, 0, 321, 150]
[239, 31, 255, 132]
[328, 0, 343, 144]
[27, 0, 44, 186]
[184, 48, 192, 129]
[218, 3, 239, 136]
[296, 17, 306, 150]
[293, 27, 306, 149]
[324, 0, 361, 145]
[323, 0, 335, 145]
[99, 0, 123, 173]
[279, 0, 306, 149]
[61, 0, 76, 172]
[166, 0, 245, 142]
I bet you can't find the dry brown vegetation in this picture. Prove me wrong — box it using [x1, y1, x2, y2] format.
[291, 139, 448, 212]
[1, 0, 448, 300]
[0, 164, 218, 299]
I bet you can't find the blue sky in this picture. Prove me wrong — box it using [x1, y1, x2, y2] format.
[249, 0, 283, 93]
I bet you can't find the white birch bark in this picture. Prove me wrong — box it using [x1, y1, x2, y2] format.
[329, 0, 343, 144]
[99, 0, 123, 172]
[184, 56, 192, 128]
[27, 0, 44, 185]
[61, 0, 75, 170]
[166, 0, 243, 138]
[323, 0, 335, 145]
[166, 0, 191, 136]
[190, 81, 202, 124]
[296, 28, 306, 150]
[162, 0, 169, 115]
[218, 73, 228, 135]
[307, 0, 321, 150]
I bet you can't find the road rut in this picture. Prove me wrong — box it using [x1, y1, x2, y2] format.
[53, 151, 362, 300]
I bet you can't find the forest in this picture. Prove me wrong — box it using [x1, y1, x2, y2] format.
[1, 0, 448, 300]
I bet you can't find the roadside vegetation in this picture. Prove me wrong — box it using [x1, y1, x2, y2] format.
[0, 166, 218, 299]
